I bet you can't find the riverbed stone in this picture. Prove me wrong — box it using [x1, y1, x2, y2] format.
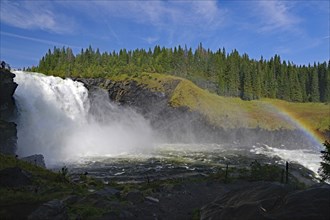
[21, 154, 46, 168]
[200, 182, 330, 220]
[95, 187, 121, 197]
[0, 167, 32, 187]
[28, 199, 68, 220]
[126, 190, 144, 204]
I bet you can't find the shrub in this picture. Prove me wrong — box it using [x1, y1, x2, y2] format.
[249, 160, 282, 182]
[319, 140, 330, 182]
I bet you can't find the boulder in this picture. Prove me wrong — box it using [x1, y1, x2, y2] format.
[28, 199, 68, 220]
[95, 187, 120, 197]
[126, 190, 144, 204]
[0, 167, 32, 187]
[270, 184, 330, 220]
[200, 182, 330, 220]
[21, 154, 46, 168]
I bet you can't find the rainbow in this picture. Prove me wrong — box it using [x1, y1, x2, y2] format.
[267, 102, 325, 150]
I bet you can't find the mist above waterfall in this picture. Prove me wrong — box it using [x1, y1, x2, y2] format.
[13, 71, 155, 166]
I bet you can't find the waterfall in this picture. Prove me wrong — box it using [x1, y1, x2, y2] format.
[13, 71, 155, 166]
[11, 71, 321, 175]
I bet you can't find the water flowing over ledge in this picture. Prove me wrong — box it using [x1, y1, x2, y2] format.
[13, 71, 155, 166]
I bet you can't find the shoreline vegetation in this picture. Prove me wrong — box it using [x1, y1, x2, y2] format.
[1, 152, 329, 219]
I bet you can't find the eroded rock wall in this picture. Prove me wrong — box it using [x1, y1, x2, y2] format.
[78, 78, 317, 148]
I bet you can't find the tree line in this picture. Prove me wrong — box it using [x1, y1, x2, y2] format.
[29, 44, 330, 102]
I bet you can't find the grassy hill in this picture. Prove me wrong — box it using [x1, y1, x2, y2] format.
[108, 72, 330, 136]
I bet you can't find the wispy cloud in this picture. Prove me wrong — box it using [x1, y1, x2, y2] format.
[125, 1, 226, 28]
[0, 0, 75, 34]
[68, 0, 226, 28]
[63, 0, 227, 42]
[254, 1, 301, 32]
[143, 36, 159, 44]
[0, 31, 80, 48]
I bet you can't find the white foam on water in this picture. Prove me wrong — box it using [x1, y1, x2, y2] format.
[251, 144, 322, 174]
[13, 71, 155, 166]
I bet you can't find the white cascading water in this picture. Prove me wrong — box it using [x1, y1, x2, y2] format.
[13, 71, 155, 166]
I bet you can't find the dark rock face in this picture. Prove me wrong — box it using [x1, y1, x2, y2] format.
[21, 154, 46, 168]
[103, 79, 211, 143]
[78, 78, 214, 143]
[28, 199, 68, 220]
[77, 78, 318, 147]
[0, 69, 17, 119]
[0, 69, 18, 155]
[200, 182, 330, 220]
[0, 120, 17, 154]
[0, 167, 32, 187]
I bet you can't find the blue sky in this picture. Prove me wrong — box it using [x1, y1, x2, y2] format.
[0, 0, 329, 69]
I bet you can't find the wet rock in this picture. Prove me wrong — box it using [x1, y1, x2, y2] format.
[99, 211, 119, 220]
[119, 210, 134, 218]
[145, 196, 159, 203]
[62, 195, 80, 205]
[100, 210, 134, 220]
[28, 199, 68, 220]
[126, 190, 144, 204]
[270, 184, 330, 220]
[79, 187, 121, 203]
[200, 182, 330, 220]
[21, 154, 46, 168]
[0, 167, 32, 187]
[95, 187, 121, 197]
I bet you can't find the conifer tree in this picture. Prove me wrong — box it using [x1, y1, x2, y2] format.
[310, 67, 320, 102]
[288, 63, 303, 102]
[319, 140, 330, 182]
[31, 45, 327, 103]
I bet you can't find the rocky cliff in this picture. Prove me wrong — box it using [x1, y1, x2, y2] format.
[77, 75, 318, 148]
[0, 68, 18, 154]
[79, 77, 209, 142]
[200, 182, 330, 220]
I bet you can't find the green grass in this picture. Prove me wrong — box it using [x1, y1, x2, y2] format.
[0, 154, 109, 219]
[263, 99, 330, 132]
[68, 204, 106, 219]
[0, 154, 59, 181]
[108, 72, 182, 93]
[108, 73, 330, 135]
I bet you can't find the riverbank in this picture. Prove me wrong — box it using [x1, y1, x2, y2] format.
[1, 153, 329, 219]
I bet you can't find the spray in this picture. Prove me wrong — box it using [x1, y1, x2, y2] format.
[13, 71, 155, 166]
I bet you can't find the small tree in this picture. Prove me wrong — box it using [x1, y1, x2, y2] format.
[0, 61, 11, 71]
[1, 61, 6, 69]
[319, 140, 330, 182]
